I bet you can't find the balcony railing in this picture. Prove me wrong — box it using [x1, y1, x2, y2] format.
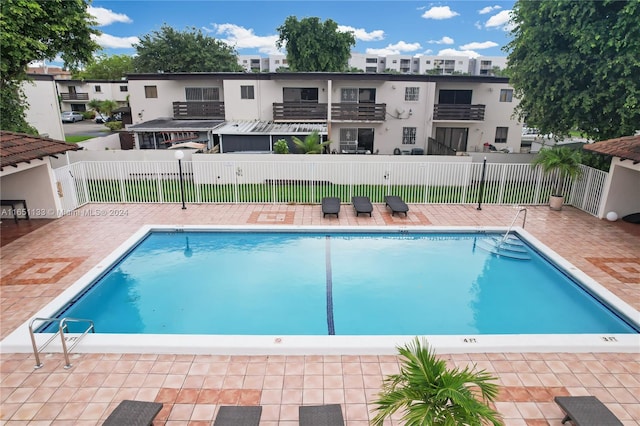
[60, 93, 89, 101]
[433, 104, 485, 121]
[331, 103, 386, 121]
[173, 101, 225, 119]
[273, 103, 328, 121]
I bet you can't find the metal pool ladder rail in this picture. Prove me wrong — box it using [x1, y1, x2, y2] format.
[28, 317, 95, 369]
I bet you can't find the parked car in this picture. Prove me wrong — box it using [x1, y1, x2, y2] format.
[61, 111, 84, 123]
[94, 113, 110, 124]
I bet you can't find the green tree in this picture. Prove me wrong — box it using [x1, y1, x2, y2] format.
[371, 338, 502, 426]
[276, 17, 355, 72]
[504, 0, 640, 141]
[74, 54, 135, 80]
[0, 0, 100, 133]
[292, 131, 331, 154]
[133, 25, 243, 73]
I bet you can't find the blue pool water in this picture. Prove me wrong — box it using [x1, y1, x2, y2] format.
[45, 231, 637, 335]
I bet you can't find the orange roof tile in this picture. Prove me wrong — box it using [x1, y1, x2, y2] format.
[0, 131, 79, 170]
[583, 135, 640, 163]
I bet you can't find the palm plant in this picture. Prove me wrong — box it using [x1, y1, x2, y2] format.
[531, 146, 582, 197]
[371, 337, 503, 426]
[292, 131, 331, 154]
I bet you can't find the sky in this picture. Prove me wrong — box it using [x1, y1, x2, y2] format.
[84, 0, 516, 60]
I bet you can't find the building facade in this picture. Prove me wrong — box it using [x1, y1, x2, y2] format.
[126, 72, 523, 155]
[56, 79, 130, 113]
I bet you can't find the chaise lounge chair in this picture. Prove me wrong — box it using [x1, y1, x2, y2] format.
[299, 404, 345, 426]
[554, 396, 623, 426]
[213, 406, 262, 426]
[384, 195, 409, 216]
[352, 196, 373, 217]
[102, 400, 163, 426]
[322, 197, 341, 218]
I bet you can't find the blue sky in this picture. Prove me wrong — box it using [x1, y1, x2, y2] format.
[87, 0, 515, 59]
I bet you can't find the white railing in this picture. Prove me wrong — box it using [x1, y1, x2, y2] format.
[53, 160, 607, 216]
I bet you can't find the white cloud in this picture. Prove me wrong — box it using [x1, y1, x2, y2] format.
[478, 5, 502, 15]
[211, 23, 281, 55]
[337, 25, 384, 41]
[459, 41, 498, 50]
[87, 6, 132, 26]
[92, 33, 139, 49]
[485, 10, 512, 29]
[428, 36, 454, 45]
[421, 6, 459, 20]
[437, 48, 481, 59]
[474, 21, 483, 30]
[366, 41, 422, 56]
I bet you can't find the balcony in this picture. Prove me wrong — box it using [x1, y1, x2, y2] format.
[433, 104, 485, 121]
[331, 103, 386, 121]
[272, 103, 328, 122]
[60, 93, 89, 101]
[173, 101, 225, 120]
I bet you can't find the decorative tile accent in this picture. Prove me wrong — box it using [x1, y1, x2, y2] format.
[247, 211, 295, 225]
[1, 257, 86, 286]
[586, 257, 640, 284]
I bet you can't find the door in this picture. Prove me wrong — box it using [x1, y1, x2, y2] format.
[435, 127, 468, 152]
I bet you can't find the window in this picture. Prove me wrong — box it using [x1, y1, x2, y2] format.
[119, 86, 128, 92]
[405, 87, 419, 101]
[283, 87, 318, 103]
[275, 60, 280, 64]
[94, 85, 102, 93]
[366, 58, 377, 63]
[339, 127, 374, 153]
[438, 90, 472, 104]
[495, 127, 508, 143]
[365, 67, 377, 73]
[185, 87, 219, 101]
[499, 89, 513, 102]
[341, 88, 376, 103]
[402, 127, 417, 144]
[282, 59, 288, 64]
[144, 85, 158, 98]
[241, 85, 255, 99]
[392, 60, 397, 64]
[425, 60, 431, 64]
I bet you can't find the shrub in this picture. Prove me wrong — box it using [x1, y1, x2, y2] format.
[274, 139, 289, 154]
[105, 121, 123, 131]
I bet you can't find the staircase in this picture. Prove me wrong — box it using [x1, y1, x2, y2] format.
[477, 235, 531, 260]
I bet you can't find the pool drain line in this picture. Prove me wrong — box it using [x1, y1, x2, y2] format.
[325, 236, 335, 335]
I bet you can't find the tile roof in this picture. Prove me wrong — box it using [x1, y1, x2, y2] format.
[583, 135, 640, 163]
[0, 131, 80, 170]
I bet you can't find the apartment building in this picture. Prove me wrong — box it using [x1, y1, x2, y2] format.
[473, 56, 508, 76]
[126, 72, 522, 155]
[56, 79, 130, 112]
[23, 74, 65, 140]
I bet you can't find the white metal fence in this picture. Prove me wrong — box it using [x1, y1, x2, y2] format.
[53, 161, 607, 216]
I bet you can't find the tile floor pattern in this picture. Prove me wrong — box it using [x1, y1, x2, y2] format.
[1, 203, 639, 425]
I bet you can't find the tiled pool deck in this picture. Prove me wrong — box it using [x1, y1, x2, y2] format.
[1, 203, 638, 425]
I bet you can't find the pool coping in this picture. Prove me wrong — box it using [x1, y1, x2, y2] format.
[2, 225, 639, 355]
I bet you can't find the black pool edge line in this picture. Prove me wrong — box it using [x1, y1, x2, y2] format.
[325, 236, 335, 335]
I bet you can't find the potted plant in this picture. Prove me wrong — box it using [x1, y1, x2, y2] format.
[531, 146, 583, 210]
[371, 337, 503, 426]
[273, 139, 290, 154]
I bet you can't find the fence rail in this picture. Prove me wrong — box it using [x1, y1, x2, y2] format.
[53, 161, 606, 216]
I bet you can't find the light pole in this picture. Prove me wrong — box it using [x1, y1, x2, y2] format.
[174, 150, 186, 209]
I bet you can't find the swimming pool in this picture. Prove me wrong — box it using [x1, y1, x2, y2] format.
[3, 225, 639, 354]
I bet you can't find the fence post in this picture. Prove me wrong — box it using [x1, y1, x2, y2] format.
[477, 157, 487, 210]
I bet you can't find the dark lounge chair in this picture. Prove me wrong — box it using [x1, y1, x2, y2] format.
[299, 404, 345, 426]
[554, 396, 623, 426]
[385, 195, 409, 216]
[352, 196, 373, 217]
[213, 406, 262, 426]
[322, 197, 340, 218]
[102, 400, 162, 426]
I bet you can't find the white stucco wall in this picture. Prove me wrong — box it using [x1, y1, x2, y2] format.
[599, 158, 640, 218]
[23, 77, 64, 140]
[433, 81, 522, 153]
[128, 78, 225, 125]
[0, 160, 63, 219]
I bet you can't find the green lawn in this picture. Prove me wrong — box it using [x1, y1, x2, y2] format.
[84, 179, 550, 205]
[65, 135, 94, 143]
